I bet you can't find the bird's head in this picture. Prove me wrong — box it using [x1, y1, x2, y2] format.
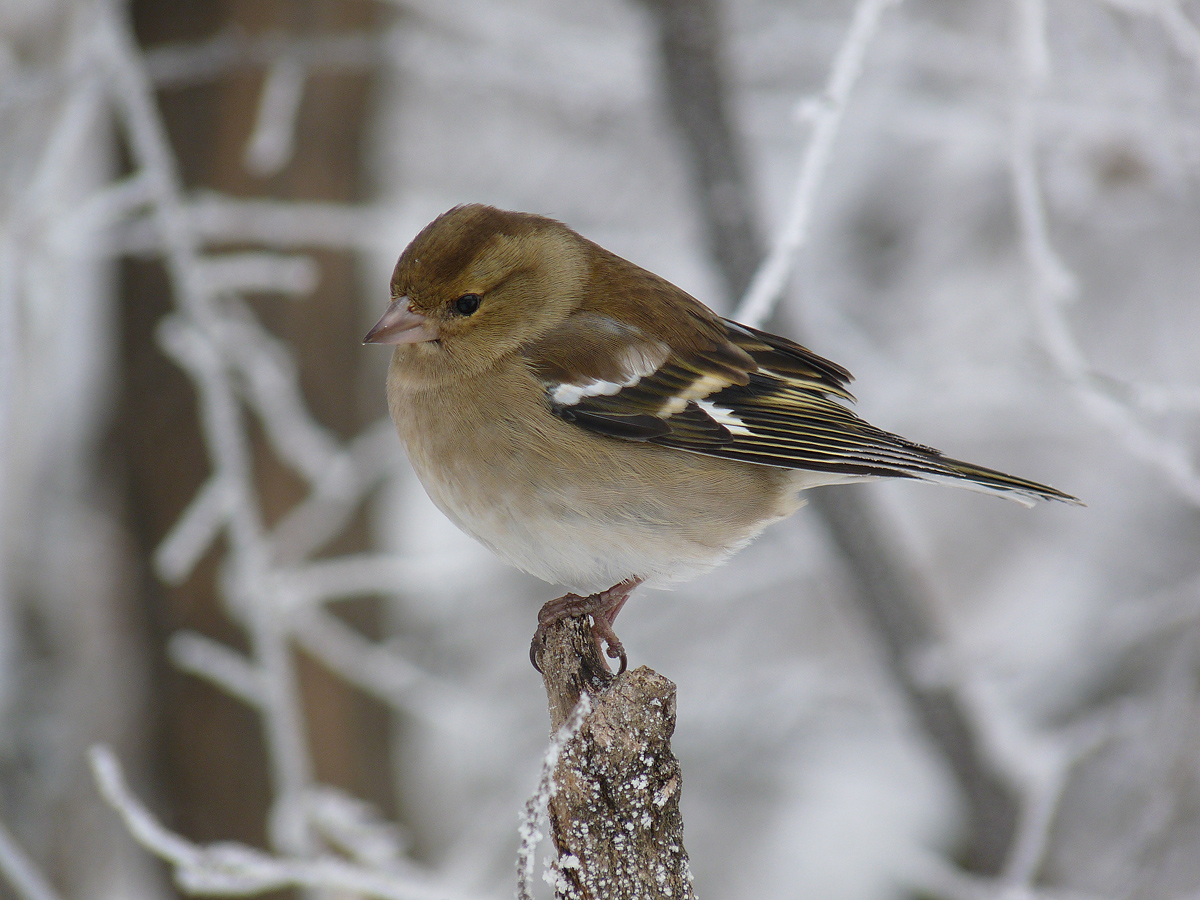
[365, 204, 587, 382]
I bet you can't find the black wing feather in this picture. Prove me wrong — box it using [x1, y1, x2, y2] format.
[533, 314, 1080, 505]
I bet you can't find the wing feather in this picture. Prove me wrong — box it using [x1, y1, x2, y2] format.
[524, 310, 1079, 505]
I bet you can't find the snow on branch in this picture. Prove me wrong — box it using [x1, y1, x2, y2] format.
[900, 698, 1150, 900]
[997, 707, 1126, 886]
[244, 54, 307, 176]
[735, 0, 901, 328]
[143, 28, 386, 88]
[0, 819, 63, 900]
[900, 851, 1113, 900]
[290, 606, 486, 726]
[193, 251, 319, 296]
[154, 475, 236, 584]
[516, 693, 591, 900]
[87, 747, 484, 900]
[89, 0, 417, 607]
[265, 418, 400, 562]
[168, 631, 265, 707]
[125, 194, 396, 254]
[1009, 0, 1200, 506]
[270, 552, 489, 610]
[68, 1, 480, 884]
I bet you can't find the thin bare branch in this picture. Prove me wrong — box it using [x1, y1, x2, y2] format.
[88, 747, 484, 900]
[0, 820, 62, 900]
[736, 0, 900, 326]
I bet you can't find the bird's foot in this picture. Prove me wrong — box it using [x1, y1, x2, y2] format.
[530, 578, 643, 675]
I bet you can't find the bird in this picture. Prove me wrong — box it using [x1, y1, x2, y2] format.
[365, 204, 1080, 674]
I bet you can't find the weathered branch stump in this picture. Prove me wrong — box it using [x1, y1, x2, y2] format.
[532, 615, 696, 900]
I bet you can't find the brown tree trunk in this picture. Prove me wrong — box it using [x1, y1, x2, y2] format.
[117, 0, 391, 861]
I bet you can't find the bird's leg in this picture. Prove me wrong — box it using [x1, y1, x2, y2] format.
[531, 577, 644, 675]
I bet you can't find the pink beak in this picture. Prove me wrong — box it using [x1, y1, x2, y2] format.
[363, 296, 439, 344]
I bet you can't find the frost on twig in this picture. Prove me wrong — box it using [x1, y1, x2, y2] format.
[0, 818, 63, 900]
[1009, 0, 1200, 506]
[85, 0, 436, 874]
[646, 0, 1020, 875]
[529, 615, 695, 900]
[243, 55, 306, 176]
[87, 746, 478, 900]
[517, 692, 591, 900]
[736, 0, 900, 327]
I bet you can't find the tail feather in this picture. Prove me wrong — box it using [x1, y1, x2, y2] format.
[896, 454, 1083, 508]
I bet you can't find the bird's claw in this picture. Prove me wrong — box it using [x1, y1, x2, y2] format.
[530, 581, 640, 676]
[590, 615, 627, 675]
[528, 619, 626, 675]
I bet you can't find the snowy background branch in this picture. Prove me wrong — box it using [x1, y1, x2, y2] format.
[2, 0, 1199, 898]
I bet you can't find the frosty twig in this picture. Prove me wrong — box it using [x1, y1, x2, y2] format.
[736, 0, 900, 328]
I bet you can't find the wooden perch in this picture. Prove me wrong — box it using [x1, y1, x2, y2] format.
[532, 615, 696, 900]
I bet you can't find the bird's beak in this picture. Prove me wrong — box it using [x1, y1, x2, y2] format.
[363, 296, 439, 344]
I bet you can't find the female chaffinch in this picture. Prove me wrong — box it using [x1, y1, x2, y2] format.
[366, 204, 1079, 672]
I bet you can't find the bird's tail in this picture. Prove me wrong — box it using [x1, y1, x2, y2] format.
[894, 451, 1082, 508]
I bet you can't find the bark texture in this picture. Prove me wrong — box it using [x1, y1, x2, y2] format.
[533, 615, 696, 900]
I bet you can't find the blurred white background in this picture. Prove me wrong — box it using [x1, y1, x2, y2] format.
[2, 0, 1199, 898]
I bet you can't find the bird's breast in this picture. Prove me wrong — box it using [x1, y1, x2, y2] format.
[385, 357, 800, 591]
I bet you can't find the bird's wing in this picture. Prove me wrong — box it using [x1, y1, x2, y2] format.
[524, 312, 1080, 506]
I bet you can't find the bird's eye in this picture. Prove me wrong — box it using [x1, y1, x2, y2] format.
[453, 293, 481, 316]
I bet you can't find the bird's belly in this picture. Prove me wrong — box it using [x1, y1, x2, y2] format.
[395, 399, 797, 592]
[408, 450, 748, 591]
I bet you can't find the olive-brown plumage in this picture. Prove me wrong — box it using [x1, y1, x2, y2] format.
[366, 204, 1078, 666]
